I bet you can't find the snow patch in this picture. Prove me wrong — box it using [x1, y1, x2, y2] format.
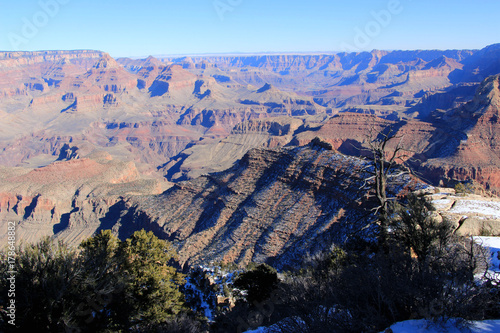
[449, 200, 500, 219]
[386, 319, 500, 333]
[431, 198, 454, 210]
[246, 328, 268, 333]
[248, 319, 500, 333]
[475, 237, 500, 273]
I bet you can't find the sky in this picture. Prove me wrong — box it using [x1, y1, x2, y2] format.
[0, 0, 498, 58]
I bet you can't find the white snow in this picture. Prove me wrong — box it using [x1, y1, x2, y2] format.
[449, 200, 500, 219]
[475, 237, 500, 273]
[183, 280, 214, 320]
[432, 198, 454, 210]
[245, 328, 268, 333]
[386, 319, 500, 333]
[247, 320, 500, 333]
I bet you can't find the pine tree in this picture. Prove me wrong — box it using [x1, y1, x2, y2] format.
[0, 230, 192, 332]
[0, 238, 81, 332]
[118, 229, 187, 326]
[234, 263, 278, 304]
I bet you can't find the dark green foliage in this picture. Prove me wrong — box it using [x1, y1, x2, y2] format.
[234, 263, 278, 305]
[118, 229, 187, 327]
[389, 194, 454, 267]
[0, 230, 193, 332]
[130, 313, 203, 333]
[263, 195, 499, 332]
[211, 263, 280, 333]
[454, 182, 473, 195]
[0, 238, 82, 332]
[183, 267, 218, 320]
[74, 230, 124, 331]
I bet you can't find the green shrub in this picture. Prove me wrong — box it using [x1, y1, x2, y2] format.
[0, 230, 193, 332]
[455, 182, 473, 195]
[234, 263, 278, 305]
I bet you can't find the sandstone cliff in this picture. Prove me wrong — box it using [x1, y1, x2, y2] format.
[0, 151, 170, 246]
[1, 46, 500, 263]
[413, 74, 500, 192]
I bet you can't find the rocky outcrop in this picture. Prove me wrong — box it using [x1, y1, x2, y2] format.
[176, 50, 473, 73]
[127, 146, 420, 269]
[231, 117, 303, 136]
[63, 54, 137, 94]
[148, 65, 199, 97]
[156, 49, 476, 108]
[0, 50, 104, 99]
[0, 153, 170, 246]
[285, 73, 500, 193]
[2, 46, 500, 263]
[160, 117, 305, 181]
[450, 44, 500, 83]
[292, 113, 438, 161]
[414, 75, 500, 192]
[427, 188, 500, 236]
[0, 50, 104, 69]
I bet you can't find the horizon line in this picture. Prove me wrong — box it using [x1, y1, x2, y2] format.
[3, 43, 499, 59]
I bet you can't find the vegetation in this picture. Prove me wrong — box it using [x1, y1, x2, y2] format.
[363, 124, 410, 248]
[1, 198, 498, 333]
[0, 230, 199, 332]
[205, 196, 499, 333]
[262, 196, 498, 332]
[234, 264, 278, 305]
[0, 238, 81, 332]
[454, 182, 474, 195]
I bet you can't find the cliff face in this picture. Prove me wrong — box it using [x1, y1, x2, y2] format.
[0, 47, 489, 173]
[2, 46, 500, 262]
[0, 50, 104, 69]
[124, 146, 419, 269]
[179, 50, 474, 73]
[414, 74, 500, 192]
[450, 44, 500, 83]
[158, 49, 475, 110]
[0, 153, 169, 246]
[0, 50, 328, 170]
[0, 50, 104, 98]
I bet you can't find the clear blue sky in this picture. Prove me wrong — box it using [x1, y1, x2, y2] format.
[0, 0, 498, 57]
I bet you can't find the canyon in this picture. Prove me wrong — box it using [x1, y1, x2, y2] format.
[1, 45, 500, 266]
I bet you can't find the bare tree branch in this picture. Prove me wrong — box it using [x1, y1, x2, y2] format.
[363, 122, 411, 247]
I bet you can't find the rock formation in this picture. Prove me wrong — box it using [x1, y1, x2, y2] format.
[1, 45, 500, 266]
[413, 74, 500, 192]
[120, 146, 421, 269]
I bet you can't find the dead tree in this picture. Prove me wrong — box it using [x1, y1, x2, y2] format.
[363, 125, 410, 247]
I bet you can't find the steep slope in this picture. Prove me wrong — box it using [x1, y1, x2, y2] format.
[2, 46, 500, 257]
[124, 145, 420, 269]
[0, 150, 170, 246]
[158, 77, 500, 194]
[415, 74, 500, 191]
[450, 43, 500, 83]
[160, 49, 476, 111]
[0, 50, 104, 99]
[177, 50, 473, 74]
[292, 113, 439, 159]
[0, 50, 330, 170]
[161, 117, 304, 181]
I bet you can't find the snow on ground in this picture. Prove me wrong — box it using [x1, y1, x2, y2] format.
[247, 320, 500, 333]
[245, 328, 267, 333]
[183, 279, 214, 320]
[475, 237, 500, 272]
[386, 319, 500, 333]
[449, 200, 500, 219]
[432, 198, 455, 210]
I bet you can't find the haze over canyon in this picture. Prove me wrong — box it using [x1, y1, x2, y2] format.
[1, 44, 500, 266]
